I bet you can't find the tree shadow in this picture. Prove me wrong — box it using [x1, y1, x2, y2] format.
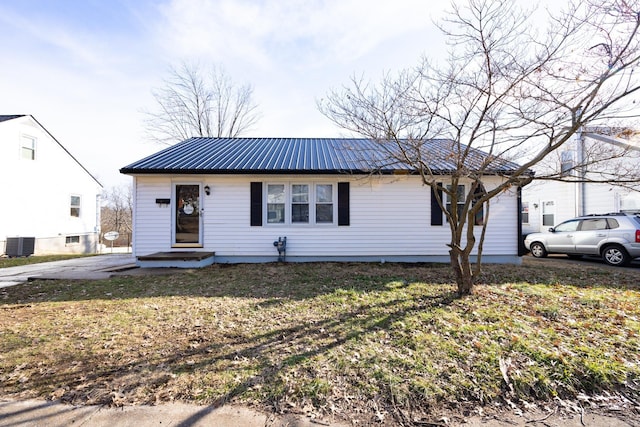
[2, 260, 638, 424]
[0, 262, 458, 304]
[1, 282, 459, 425]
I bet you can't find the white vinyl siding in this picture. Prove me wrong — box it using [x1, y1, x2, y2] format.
[132, 178, 173, 255]
[133, 174, 519, 260]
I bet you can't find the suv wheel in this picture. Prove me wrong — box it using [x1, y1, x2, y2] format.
[530, 242, 548, 258]
[602, 245, 630, 267]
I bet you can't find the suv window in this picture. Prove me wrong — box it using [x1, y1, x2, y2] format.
[554, 219, 580, 232]
[606, 218, 620, 229]
[581, 218, 608, 231]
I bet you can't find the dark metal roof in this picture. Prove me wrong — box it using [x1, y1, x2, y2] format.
[0, 115, 25, 123]
[120, 137, 526, 176]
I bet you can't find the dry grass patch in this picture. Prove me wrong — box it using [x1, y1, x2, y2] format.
[1, 261, 639, 424]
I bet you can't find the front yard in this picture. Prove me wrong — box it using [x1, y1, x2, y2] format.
[1, 260, 639, 425]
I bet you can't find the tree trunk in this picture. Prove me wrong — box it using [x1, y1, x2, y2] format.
[450, 247, 475, 296]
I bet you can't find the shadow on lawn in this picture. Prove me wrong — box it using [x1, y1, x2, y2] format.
[1, 262, 459, 304]
[3, 284, 459, 425]
[3, 260, 639, 425]
[2, 258, 638, 306]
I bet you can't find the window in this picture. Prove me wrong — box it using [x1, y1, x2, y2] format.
[70, 195, 81, 217]
[65, 235, 80, 244]
[21, 135, 36, 160]
[521, 201, 530, 224]
[620, 193, 640, 213]
[445, 185, 465, 219]
[554, 219, 579, 232]
[542, 200, 555, 226]
[251, 182, 349, 227]
[316, 184, 334, 223]
[291, 184, 309, 223]
[442, 183, 484, 225]
[580, 218, 608, 231]
[266, 183, 335, 225]
[560, 150, 574, 176]
[267, 184, 285, 224]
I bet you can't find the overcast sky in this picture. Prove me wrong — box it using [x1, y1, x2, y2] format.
[0, 0, 452, 188]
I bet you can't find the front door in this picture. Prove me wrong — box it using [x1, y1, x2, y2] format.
[173, 184, 202, 246]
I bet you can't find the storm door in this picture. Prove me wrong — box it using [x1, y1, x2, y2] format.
[173, 184, 202, 246]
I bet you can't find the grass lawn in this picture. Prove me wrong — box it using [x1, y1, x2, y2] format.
[0, 254, 96, 269]
[1, 260, 639, 424]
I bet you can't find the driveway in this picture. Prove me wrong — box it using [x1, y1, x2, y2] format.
[522, 253, 640, 270]
[0, 254, 136, 288]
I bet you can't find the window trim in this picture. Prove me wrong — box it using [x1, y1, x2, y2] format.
[291, 183, 310, 224]
[266, 183, 286, 224]
[65, 235, 80, 245]
[560, 150, 574, 177]
[445, 184, 466, 220]
[264, 182, 337, 226]
[70, 194, 81, 218]
[521, 201, 530, 225]
[440, 183, 485, 225]
[20, 135, 36, 160]
[541, 200, 555, 227]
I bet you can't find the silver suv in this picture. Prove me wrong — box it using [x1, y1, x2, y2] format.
[524, 213, 640, 266]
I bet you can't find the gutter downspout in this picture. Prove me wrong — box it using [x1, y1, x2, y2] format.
[575, 108, 586, 216]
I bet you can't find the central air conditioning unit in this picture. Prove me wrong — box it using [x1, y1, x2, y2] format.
[5, 237, 36, 257]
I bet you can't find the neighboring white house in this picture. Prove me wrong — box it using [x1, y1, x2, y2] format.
[522, 130, 640, 235]
[0, 115, 102, 255]
[121, 137, 526, 266]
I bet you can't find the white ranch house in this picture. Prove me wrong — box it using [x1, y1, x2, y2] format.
[0, 115, 102, 256]
[121, 137, 527, 267]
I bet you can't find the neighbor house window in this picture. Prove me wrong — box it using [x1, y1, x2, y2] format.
[65, 235, 80, 244]
[70, 195, 81, 217]
[266, 183, 335, 225]
[620, 192, 640, 213]
[521, 202, 530, 224]
[542, 200, 555, 226]
[21, 135, 36, 160]
[560, 150, 574, 177]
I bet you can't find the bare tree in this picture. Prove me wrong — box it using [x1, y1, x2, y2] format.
[320, 0, 640, 296]
[144, 62, 260, 145]
[101, 185, 133, 247]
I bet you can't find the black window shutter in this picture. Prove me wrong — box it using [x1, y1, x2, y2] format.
[250, 182, 262, 226]
[430, 186, 443, 226]
[338, 182, 350, 226]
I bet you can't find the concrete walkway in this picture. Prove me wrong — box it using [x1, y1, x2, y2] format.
[0, 254, 137, 288]
[0, 399, 339, 427]
[0, 399, 635, 427]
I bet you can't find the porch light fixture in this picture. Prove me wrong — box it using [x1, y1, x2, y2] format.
[204, 185, 211, 196]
